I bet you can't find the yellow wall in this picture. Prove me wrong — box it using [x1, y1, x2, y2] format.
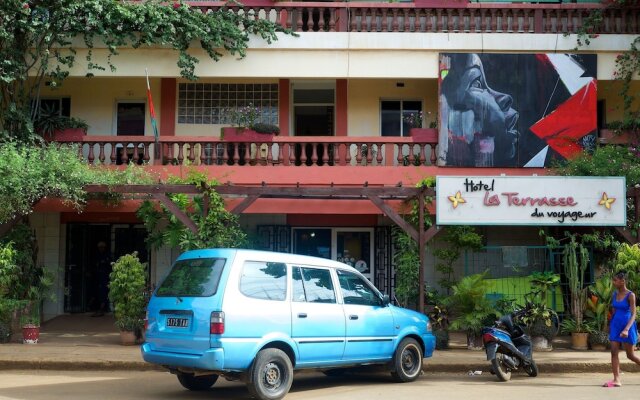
[38, 77, 159, 136]
[39, 77, 634, 137]
[348, 79, 438, 136]
[58, 34, 635, 80]
[598, 80, 640, 125]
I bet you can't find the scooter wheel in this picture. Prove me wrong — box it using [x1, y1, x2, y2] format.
[491, 355, 512, 382]
[524, 360, 538, 377]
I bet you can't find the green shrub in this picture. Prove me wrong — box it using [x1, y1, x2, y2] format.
[250, 122, 280, 135]
[446, 272, 498, 336]
[109, 253, 147, 332]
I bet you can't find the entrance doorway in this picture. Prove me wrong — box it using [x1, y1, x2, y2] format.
[292, 228, 374, 281]
[64, 224, 148, 313]
[292, 82, 335, 165]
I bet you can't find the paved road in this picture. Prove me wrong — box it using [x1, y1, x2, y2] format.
[0, 370, 637, 400]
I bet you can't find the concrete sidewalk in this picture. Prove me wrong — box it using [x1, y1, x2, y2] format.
[0, 314, 638, 373]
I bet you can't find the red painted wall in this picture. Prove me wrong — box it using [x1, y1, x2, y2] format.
[336, 79, 347, 137]
[279, 79, 290, 136]
[160, 78, 176, 136]
[288, 214, 377, 226]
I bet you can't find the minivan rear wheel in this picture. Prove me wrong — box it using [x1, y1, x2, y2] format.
[390, 338, 423, 382]
[247, 348, 293, 400]
[177, 372, 218, 391]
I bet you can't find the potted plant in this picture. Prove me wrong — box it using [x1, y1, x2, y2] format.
[18, 267, 54, 344]
[20, 312, 40, 344]
[446, 272, 498, 350]
[425, 288, 450, 350]
[35, 104, 88, 141]
[405, 110, 438, 142]
[599, 118, 640, 145]
[0, 228, 54, 344]
[584, 274, 613, 351]
[220, 103, 278, 142]
[521, 271, 561, 351]
[521, 303, 558, 351]
[109, 252, 147, 346]
[428, 304, 451, 350]
[544, 231, 591, 350]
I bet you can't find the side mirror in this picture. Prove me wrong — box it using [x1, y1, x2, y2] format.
[381, 294, 390, 306]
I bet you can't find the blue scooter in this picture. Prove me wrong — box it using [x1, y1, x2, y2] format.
[481, 313, 538, 381]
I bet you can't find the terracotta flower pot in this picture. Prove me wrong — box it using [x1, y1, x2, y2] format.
[119, 330, 137, 346]
[47, 128, 86, 142]
[571, 332, 589, 350]
[221, 127, 274, 142]
[409, 128, 438, 142]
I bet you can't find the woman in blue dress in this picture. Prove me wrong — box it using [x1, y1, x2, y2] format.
[604, 270, 640, 387]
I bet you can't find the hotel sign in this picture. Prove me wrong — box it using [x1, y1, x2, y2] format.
[436, 176, 626, 226]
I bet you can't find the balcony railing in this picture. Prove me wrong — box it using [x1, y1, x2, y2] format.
[187, 1, 639, 34]
[66, 135, 438, 167]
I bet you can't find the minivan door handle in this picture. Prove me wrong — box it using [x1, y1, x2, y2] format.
[297, 313, 307, 318]
[349, 315, 359, 320]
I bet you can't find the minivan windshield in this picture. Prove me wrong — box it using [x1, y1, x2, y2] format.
[156, 258, 226, 297]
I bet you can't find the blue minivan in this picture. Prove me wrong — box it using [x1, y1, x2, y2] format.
[142, 249, 435, 400]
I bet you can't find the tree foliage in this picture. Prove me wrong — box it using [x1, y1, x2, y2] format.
[574, 0, 640, 127]
[553, 145, 640, 186]
[433, 225, 483, 292]
[0, 0, 292, 142]
[0, 142, 155, 225]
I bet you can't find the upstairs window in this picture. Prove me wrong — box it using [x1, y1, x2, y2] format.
[177, 83, 278, 125]
[380, 100, 422, 137]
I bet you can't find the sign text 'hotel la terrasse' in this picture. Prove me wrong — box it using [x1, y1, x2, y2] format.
[436, 176, 626, 226]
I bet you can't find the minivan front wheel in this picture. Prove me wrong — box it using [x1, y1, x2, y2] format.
[391, 338, 423, 382]
[176, 372, 218, 391]
[247, 348, 293, 400]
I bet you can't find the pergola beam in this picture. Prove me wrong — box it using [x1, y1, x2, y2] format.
[369, 195, 419, 242]
[151, 193, 198, 234]
[231, 195, 260, 214]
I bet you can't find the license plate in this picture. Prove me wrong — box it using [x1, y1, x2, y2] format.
[166, 317, 189, 328]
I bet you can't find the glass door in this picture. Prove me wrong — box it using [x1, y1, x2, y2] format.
[333, 229, 374, 281]
[292, 228, 375, 281]
[293, 228, 332, 259]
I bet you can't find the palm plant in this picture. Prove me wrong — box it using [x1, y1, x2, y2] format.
[446, 272, 498, 348]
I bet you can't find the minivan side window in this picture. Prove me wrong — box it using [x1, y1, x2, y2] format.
[337, 270, 381, 306]
[156, 258, 226, 297]
[292, 266, 336, 304]
[240, 261, 287, 301]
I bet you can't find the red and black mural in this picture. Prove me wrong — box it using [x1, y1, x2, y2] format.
[438, 53, 597, 168]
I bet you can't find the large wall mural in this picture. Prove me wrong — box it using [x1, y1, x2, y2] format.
[438, 53, 597, 168]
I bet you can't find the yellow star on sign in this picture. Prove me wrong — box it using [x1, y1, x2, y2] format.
[448, 191, 466, 209]
[598, 192, 616, 210]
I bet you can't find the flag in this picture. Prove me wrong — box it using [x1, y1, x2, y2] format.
[146, 69, 160, 159]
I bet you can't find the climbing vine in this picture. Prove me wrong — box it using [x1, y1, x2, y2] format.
[574, 0, 640, 130]
[392, 178, 434, 307]
[0, 0, 293, 142]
